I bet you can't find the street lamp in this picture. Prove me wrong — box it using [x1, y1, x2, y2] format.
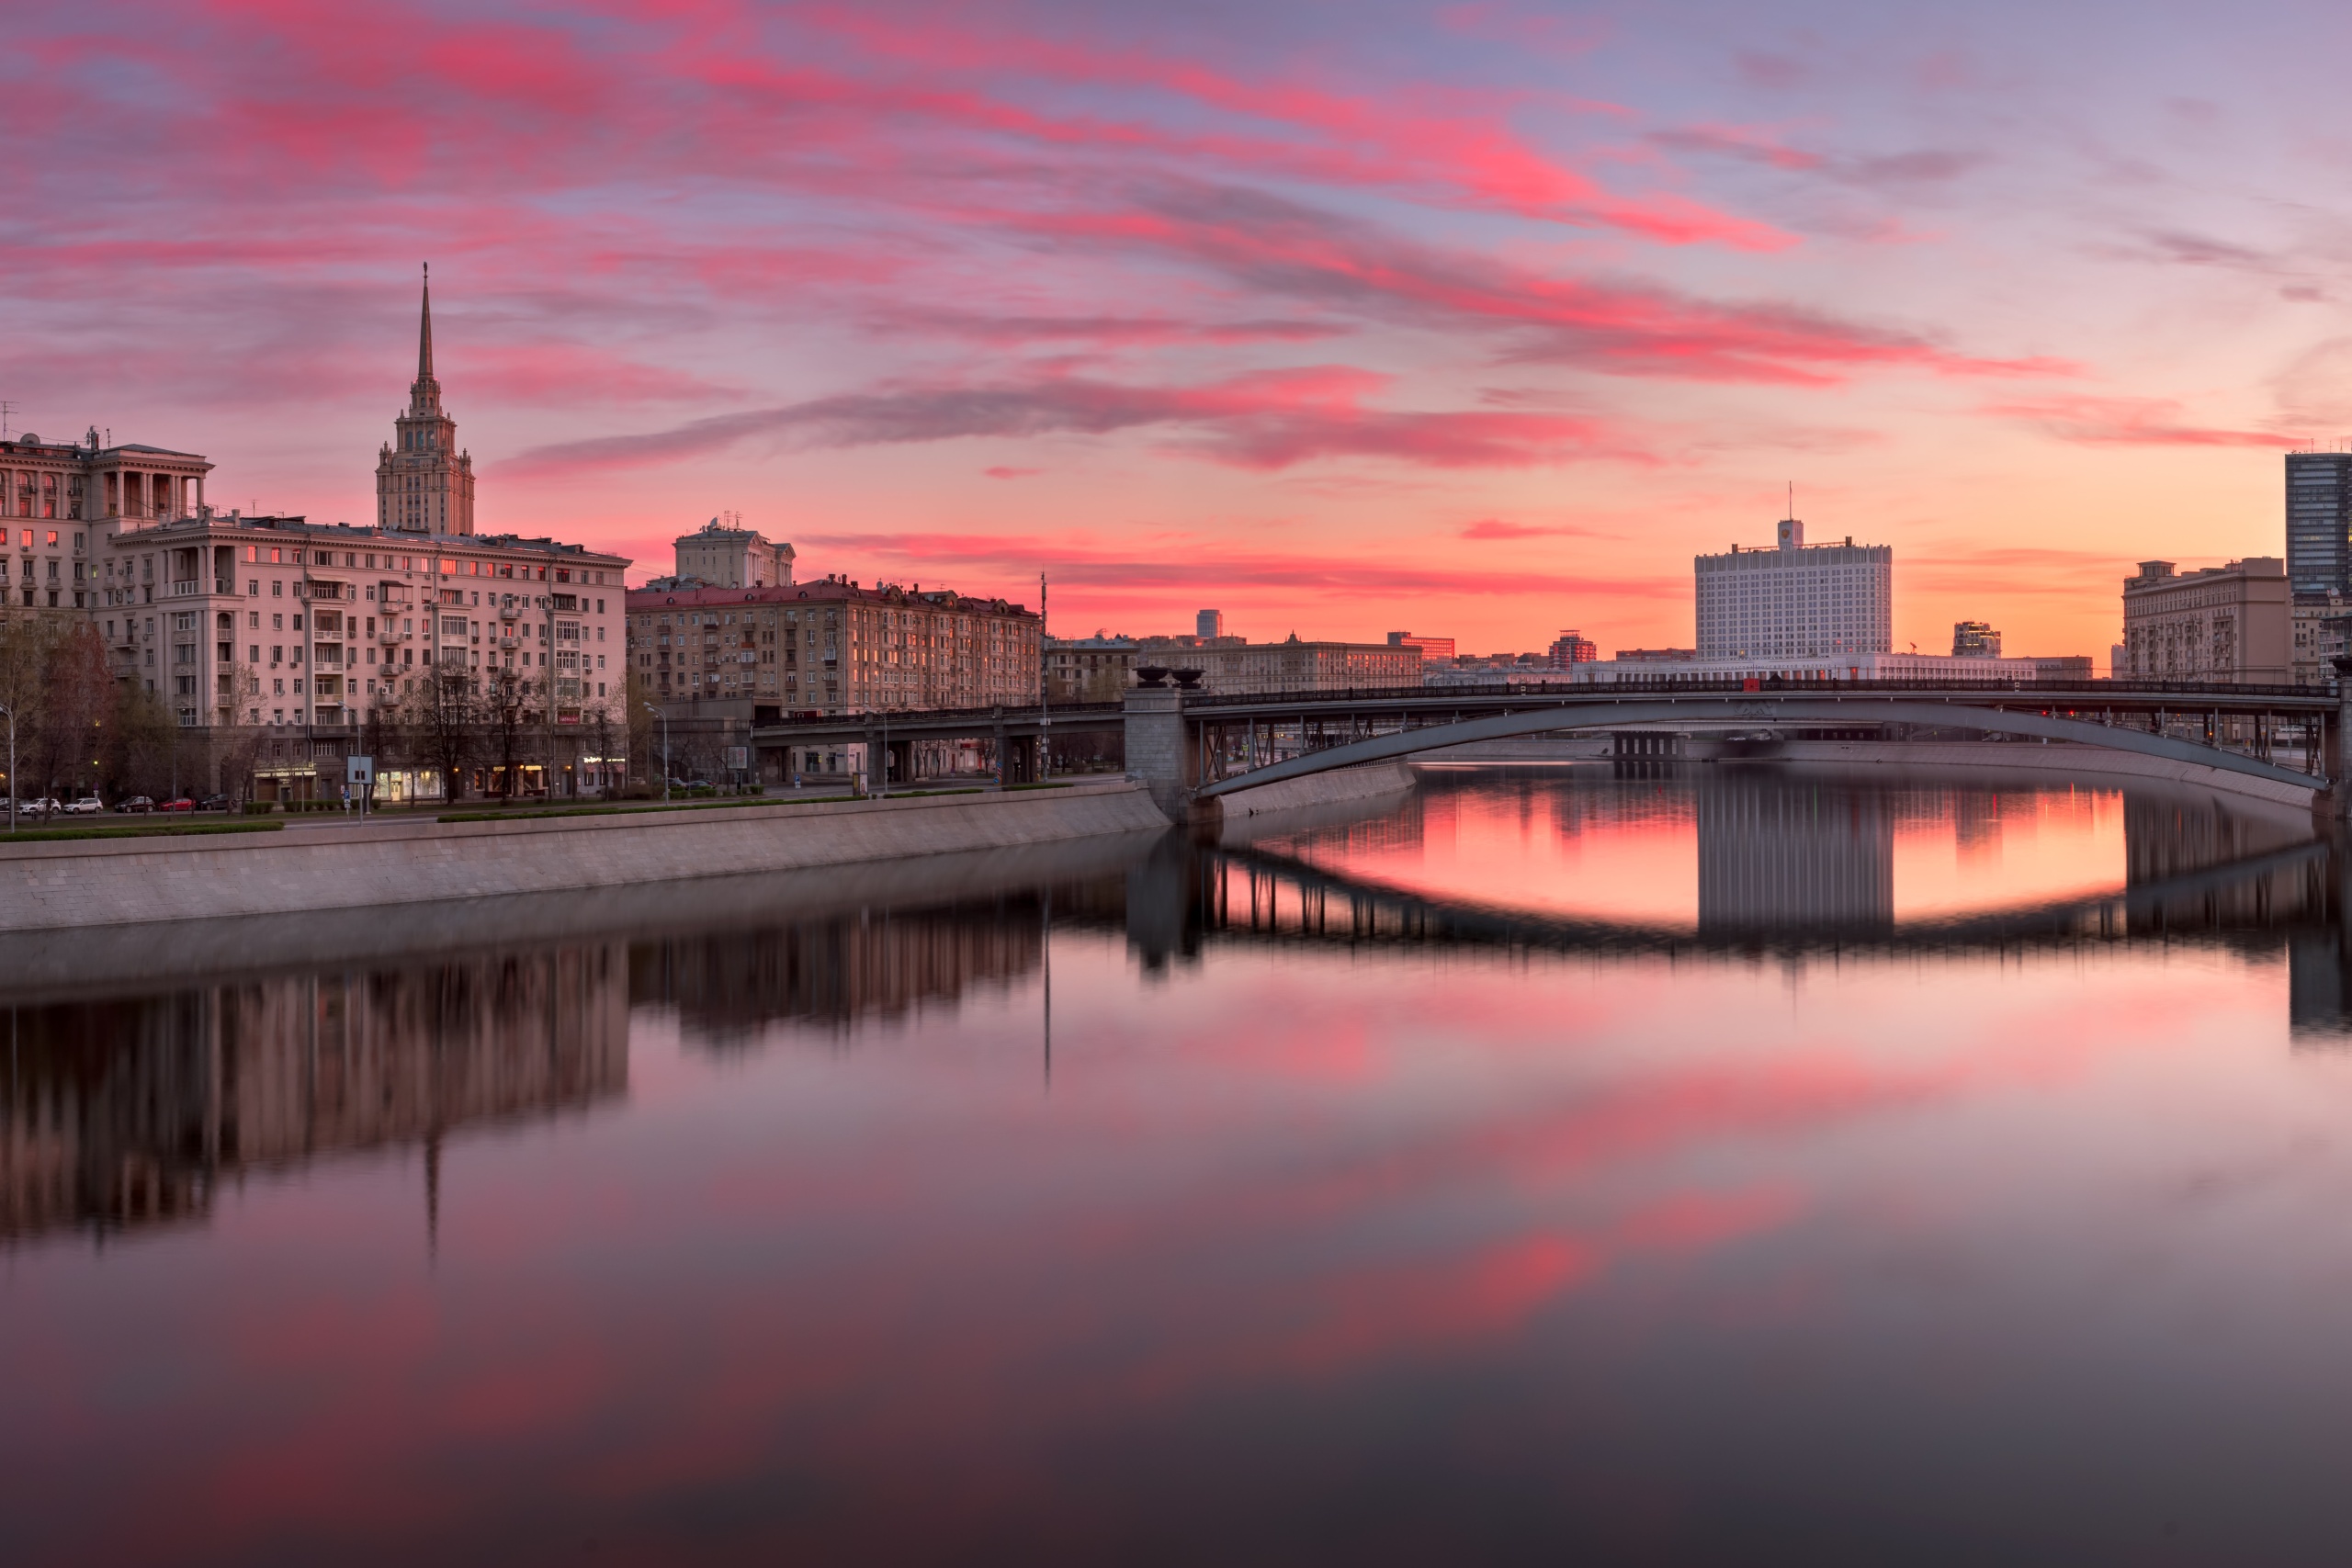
[645, 701, 670, 801]
[1038, 571, 1049, 784]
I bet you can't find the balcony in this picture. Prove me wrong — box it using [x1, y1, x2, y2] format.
[379, 626, 411, 642]
[498, 603, 520, 620]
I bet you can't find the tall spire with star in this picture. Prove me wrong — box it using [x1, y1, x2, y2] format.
[378, 265, 475, 535]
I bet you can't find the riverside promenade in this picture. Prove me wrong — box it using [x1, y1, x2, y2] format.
[0, 781, 1172, 934]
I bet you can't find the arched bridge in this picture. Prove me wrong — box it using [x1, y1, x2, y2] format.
[1119, 678, 2346, 814]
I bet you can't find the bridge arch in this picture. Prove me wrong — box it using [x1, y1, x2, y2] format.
[1195, 698, 2322, 800]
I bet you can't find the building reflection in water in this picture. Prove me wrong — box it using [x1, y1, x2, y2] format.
[1696, 773, 1893, 935]
[0, 948, 628, 1246]
[13, 768, 2352, 1246]
[632, 894, 1079, 1050]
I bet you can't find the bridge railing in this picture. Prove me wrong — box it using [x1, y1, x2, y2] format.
[752, 699, 1123, 733]
[1175, 675, 2334, 710]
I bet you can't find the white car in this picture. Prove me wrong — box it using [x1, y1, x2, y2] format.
[19, 797, 62, 818]
[62, 797, 104, 815]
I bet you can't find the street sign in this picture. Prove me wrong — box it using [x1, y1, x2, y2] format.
[347, 755, 375, 785]
[725, 746, 749, 771]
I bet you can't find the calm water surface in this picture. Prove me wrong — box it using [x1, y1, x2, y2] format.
[8, 765, 2352, 1565]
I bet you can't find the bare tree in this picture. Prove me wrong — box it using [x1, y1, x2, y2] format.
[584, 696, 619, 797]
[33, 618, 113, 801]
[109, 681, 175, 798]
[399, 664, 478, 804]
[200, 660, 267, 806]
[624, 671, 659, 791]
[360, 699, 400, 805]
[0, 606, 66, 803]
[481, 667, 531, 801]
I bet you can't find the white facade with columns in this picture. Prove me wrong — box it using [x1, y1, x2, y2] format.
[2, 431, 211, 609]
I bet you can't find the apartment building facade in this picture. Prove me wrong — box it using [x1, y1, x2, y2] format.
[1046, 635, 1139, 702]
[668, 515, 794, 590]
[0, 280, 634, 801]
[629, 577, 1042, 719]
[1159, 636, 1421, 694]
[2120, 558, 2292, 683]
[2, 430, 214, 608]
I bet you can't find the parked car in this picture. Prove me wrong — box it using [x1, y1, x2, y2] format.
[115, 795, 154, 814]
[21, 797, 62, 818]
[198, 794, 231, 812]
[160, 796, 197, 813]
[62, 797, 103, 816]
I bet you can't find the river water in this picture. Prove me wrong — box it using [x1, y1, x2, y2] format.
[7, 764, 2352, 1564]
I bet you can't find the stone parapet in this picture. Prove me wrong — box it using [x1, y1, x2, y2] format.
[0, 781, 1170, 933]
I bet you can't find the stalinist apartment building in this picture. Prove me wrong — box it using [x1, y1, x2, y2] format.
[3, 431, 213, 609]
[85, 276, 628, 736]
[2120, 557, 2291, 683]
[376, 266, 476, 536]
[665, 515, 795, 590]
[95, 521, 627, 731]
[1694, 517, 1893, 661]
[5, 276, 631, 802]
[629, 573, 1043, 719]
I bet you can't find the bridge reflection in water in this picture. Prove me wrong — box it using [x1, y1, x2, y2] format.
[13, 767, 2352, 1248]
[1127, 769, 2352, 1041]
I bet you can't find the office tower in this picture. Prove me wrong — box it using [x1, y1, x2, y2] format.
[1693, 516, 1892, 660]
[2287, 452, 2352, 596]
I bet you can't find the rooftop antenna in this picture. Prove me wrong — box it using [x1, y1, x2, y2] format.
[0, 402, 14, 441]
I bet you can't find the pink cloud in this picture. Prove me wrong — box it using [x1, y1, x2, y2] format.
[789, 3, 1783, 247]
[981, 466, 1040, 479]
[1984, 394, 2290, 448]
[786, 529, 1685, 604]
[1460, 518, 1602, 540]
[501, 366, 1655, 477]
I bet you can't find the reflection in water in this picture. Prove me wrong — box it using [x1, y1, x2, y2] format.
[2, 951, 628, 1244]
[9, 771, 2350, 1250]
[633, 901, 1045, 1050]
[1696, 773, 1893, 933]
[17, 767, 2352, 1562]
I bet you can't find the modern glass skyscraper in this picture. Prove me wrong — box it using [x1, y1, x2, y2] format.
[2285, 452, 2352, 595]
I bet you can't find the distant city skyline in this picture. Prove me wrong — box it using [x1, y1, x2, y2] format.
[5, 0, 2341, 659]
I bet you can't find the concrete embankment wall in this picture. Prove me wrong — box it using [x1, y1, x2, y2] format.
[0, 826, 1172, 1001]
[1416, 736, 2315, 807]
[0, 781, 1172, 934]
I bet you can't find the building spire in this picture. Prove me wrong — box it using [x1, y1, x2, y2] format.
[418, 262, 434, 383]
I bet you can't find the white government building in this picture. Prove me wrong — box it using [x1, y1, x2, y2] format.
[1697, 516, 1890, 660]
[1571, 516, 2039, 684]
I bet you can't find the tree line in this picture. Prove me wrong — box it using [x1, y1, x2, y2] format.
[0, 607, 663, 805]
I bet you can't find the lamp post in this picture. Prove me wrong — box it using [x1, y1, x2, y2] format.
[645, 702, 669, 800]
[1038, 571, 1049, 784]
[0, 702, 14, 833]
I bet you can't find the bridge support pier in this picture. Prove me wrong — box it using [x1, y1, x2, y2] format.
[1125, 685, 1203, 819]
[2327, 674, 2352, 821]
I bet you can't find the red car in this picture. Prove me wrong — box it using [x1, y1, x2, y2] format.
[160, 796, 197, 813]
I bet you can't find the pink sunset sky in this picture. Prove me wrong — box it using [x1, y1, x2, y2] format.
[8, 0, 2346, 656]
